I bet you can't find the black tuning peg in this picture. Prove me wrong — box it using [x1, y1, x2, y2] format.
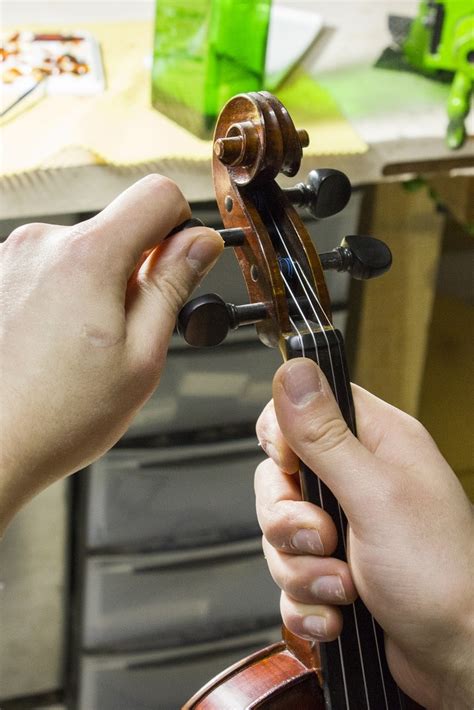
[284, 169, 352, 219]
[320, 235, 392, 280]
[177, 294, 268, 347]
[167, 218, 246, 247]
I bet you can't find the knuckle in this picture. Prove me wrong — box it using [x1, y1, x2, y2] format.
[261, 499, 300, 550]
[141, 268, 190, 316]
[143, 172, 174, 191]
[256, 401, 276, 441]
[256, 400, 271, 434]
[262, 544, 288, 593]
[61, 219, 104, 263]
[65, 215, 108, 245]
[404, 413, 430, 442]
[7, 222, 48, 243]
[278, 567, 295, 596]
[67, 216, 96, 237]
[143, 174, 190, 220]
[60, 221, 100, 265]
[301, 415, 350, 455]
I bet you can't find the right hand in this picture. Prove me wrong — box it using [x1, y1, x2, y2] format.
[255, 359, 474, 709]
[0, 175, 224, 535]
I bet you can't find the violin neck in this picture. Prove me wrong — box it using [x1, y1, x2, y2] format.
[283, 328, 419, 710]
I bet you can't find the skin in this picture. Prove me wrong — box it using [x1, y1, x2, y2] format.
[1, 174, 472, 708]
[0, 174, 224, 535]
[255, 358, 474, 710]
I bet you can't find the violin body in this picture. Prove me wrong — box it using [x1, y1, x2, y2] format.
[183, 639, 324, 709]
[180, 92, 423, 710]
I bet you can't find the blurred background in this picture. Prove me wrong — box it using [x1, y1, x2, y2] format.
[1, 1, 473, 708]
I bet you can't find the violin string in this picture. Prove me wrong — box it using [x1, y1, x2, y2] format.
[283, 274, 360, 710]
[267, 208, 386, 710]
[285, 282, 350, 710]
[291, 256, 398, 710]
[270, 217, 356, 709]
[292, 261, 356, 431]
[272, 215, 389, 707]
[292, 259, 394, 710]
[372, 616, 389, 709]
[281, 274, 319, 365]
[289, 316, 306, 358]
[267, 215, 355, 709]
[289, 261, 372, 710]
[289, 315, 350, 710]
[284, 252, 358, 436]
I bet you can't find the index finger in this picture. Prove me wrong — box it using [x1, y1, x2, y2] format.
[73, 174, 191, 277]
[256, 399, 299, 474]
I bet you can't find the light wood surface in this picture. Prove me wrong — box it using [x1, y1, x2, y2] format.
[351, 181, 445, 415]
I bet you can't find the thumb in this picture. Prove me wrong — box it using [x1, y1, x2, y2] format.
[126, 226, 224, 360]
[272, 358, 391, 525]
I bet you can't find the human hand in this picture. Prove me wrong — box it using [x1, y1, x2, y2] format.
[0, 175, 223, 534]
[255, 359, 474, 709]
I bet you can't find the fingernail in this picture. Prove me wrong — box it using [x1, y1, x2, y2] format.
[311, 575, 346, 602]
[186, 235, 223, 275]
[302, 615, 327, 639]
[291, 529, 324, 555]
[282, 360, 322, 407]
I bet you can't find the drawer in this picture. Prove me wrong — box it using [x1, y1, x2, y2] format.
[86, 438, 264, 552]
[78, 626, 282, 710]
[82, 539, 280, 651]
[124, 335, 281, 439]
[125, 309, 347, 441]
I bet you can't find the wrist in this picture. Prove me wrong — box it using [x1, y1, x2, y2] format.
[439, 627, 474, 709]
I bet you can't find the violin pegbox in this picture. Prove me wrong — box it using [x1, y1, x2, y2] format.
[211, 91, 330, 350]
[177, 91, 392, 349]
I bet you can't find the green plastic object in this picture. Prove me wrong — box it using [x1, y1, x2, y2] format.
[151, 0, 272, 138]
[402, 0, 473, 148]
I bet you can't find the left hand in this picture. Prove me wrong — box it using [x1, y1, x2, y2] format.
[254, 359, 474, 709]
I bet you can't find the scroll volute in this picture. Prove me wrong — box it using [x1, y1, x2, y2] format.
[212, 91, 331, 350]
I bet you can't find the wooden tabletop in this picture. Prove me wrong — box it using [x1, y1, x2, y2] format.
[1, 0, 473, 220]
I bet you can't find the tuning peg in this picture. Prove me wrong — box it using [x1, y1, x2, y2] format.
[284, 169, 352, 219]
[168, 218, 246, 247]
[177, 294, 268, 347]
[319, 235, 392, 280]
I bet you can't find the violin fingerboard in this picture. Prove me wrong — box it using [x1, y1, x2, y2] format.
[284, 329, 421, 710]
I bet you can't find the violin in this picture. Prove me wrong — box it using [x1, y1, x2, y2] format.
[177, 92, 423, 709]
